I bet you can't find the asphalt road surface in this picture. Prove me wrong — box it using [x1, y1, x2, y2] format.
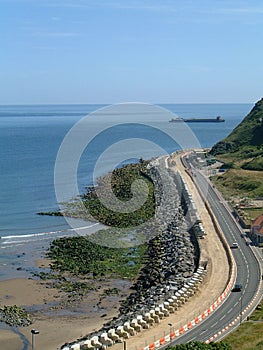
[170, 159, 262, 344]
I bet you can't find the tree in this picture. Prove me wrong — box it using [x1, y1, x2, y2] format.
[166, 341, 232, 350]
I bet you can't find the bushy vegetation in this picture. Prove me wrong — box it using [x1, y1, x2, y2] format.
[242, 156, 263, 171]
[166, 341, 232, 349]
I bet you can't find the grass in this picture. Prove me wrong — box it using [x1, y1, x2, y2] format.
[208, 98, 263, 231]
[243, 208, 263, 222]
[225, 300, 263, 350]
[210, 98, 263, 173]
[242, 156, 263, 171]
[211, 169, 263, 199]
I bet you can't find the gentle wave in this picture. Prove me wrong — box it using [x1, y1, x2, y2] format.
[2, 223, 99, 240]
[1, 243, 25, 249]
[0, 223, 100, 246]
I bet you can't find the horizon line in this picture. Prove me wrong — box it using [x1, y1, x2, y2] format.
[0, 101, 255, 107]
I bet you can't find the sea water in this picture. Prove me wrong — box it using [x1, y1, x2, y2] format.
[0, 103, 252, 279]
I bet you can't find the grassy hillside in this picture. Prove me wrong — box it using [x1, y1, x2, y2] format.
[212, 168, 263, 200]
[210, 98, 263, 200]
[210, 98, 263, 171]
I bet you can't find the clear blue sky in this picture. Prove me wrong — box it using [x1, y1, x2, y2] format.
[0, 0, 262, 104]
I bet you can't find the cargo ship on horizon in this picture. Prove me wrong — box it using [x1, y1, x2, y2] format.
[169, 115, 225, 123]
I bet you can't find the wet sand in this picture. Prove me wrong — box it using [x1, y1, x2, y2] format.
[0, 276, 131, 350]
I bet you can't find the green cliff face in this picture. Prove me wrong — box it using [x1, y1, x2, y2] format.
[209, 98, 263, 200]
[210, 98, 263, 170]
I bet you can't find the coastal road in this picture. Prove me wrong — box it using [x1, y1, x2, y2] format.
[169, 155, 262, 344]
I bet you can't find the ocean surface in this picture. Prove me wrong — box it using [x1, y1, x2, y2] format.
[0, 103, 253, 280]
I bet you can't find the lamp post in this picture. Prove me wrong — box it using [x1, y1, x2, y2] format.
[168, 323, 172, 344]
[31, 329, 39, 350]
[240, 291, 243, 325]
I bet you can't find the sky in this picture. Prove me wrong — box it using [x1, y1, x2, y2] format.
[0, 0, 263, 104]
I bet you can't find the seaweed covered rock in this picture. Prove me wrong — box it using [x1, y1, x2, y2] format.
[0, 305, 32, 327]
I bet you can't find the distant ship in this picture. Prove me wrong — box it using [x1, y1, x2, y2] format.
[169, 116, 225, 123]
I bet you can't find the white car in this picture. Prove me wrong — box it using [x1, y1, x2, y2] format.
[232, 242, 238, 248]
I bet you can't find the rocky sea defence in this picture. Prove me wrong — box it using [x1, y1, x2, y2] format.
[60, 158, 206, 350]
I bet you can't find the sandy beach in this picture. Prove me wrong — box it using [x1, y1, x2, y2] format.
[0, 275, 131, 350]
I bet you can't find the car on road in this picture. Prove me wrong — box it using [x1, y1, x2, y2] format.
[231, 242, 238, 248]
[232, 283, 242, 292]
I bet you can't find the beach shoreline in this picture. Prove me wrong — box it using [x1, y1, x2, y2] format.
[0, 273, 132, 350]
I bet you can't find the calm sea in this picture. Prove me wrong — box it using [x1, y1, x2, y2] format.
[0, 103, 252, 279]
